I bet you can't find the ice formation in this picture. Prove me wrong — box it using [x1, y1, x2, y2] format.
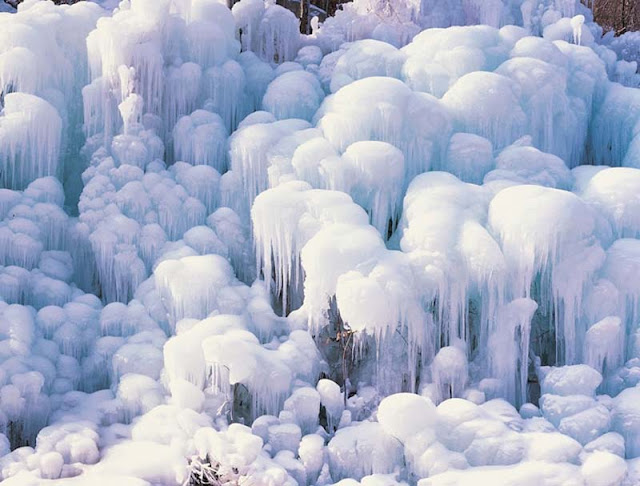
[2, 0, 640, 484]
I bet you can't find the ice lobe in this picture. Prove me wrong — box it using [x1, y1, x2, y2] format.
[489, 184, 606, 364]
[495, 55, 585, 167]
[172, 109, 228, 171]
[154, 254, 236, 326]
[202, 329, 320, 419]
[329, 39, 407, 93]
[230, 118, 311, 213]
[485, 143, 573, 189]
[612, 386, 640, 458]
[488, 298, 538, 406]
[444, 133, 494, 185]
[377, 393, 437, 443]
[578, 167, 640, 239]
[338, 141, 405, 237]
[541, 365, 602, 397]
[252, 182, 369, 314]
[327, 422, 403, 481]
[301, 221, 430, 394]
[600, 239, 640, 353]
[262, 71, 325, 122]
[442, 71, 527, 150]
[394, 172, 505, 352]
[232, 0, 299, 64]
[0, 94, 62, 190]
[315, 76, 452, 184]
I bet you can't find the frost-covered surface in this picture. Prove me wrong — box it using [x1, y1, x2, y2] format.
[2, 0, 640, 485]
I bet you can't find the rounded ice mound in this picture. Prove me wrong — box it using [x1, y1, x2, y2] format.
[252, 182, 369, 314]
[339, 141, 405, 236]
[194, 424, 263, 471]
[612, 386, 640, 458]
[295, 45, 323, 67]
[229, 117, 311, 211]
[401, 26, 512, 86]
[154, 254, 237, 325]
[317, 378, 344, 431]
[400, 55, 451, 97]
[237, 51, 276, 112]
[443, 133, 494, 184]
[590, 83, 640, 168]
[393, 171, 505, 359]
[274, 61, 304, 76]
[489, 184, 606, 364]
[262, 71, 325, 121]
[541, 365, 602, 397]
[329, 39, 406, 93]
[419, 461, 583, 485]
[432, 346, 469, 402]
[442, 71, 526, 150]
[485, 143, 573, 190]
[510, 36, 569, 68]
[315, 76, 452, 181]
[489, 185, 602, 262]
[494, 55, 585, 167]
[327, 422, 403, 480]
[298, 433, 325, 484]
[578, 167, 640, 239]
[584, 316, 624, 378]
[301, 222, 386, 323]
[0, 93, 62, 190]
[92, 440, 188, 485]
[202, 329, 294, 417]
[581, 451, 627, 486]
[256, 2, 300, 63]
[377, 393, 437, 443]
[200, 59, 248, 133]
[600, 239, 640, 336]
[172, 110, 228, 172]
[22, 177, 65, 207]
[283, 387, 321, 435]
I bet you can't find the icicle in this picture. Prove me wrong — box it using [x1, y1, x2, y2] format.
[461, 0, 503, 27]
[570, 15, 584, 45]
[232, 0, 265, 54]
[495, 55, 586, 168]
[394, 172, 504, 352]
[488, 298, 538, 406]
[118, 94, 143, 136]
[590, 84, 640, 167]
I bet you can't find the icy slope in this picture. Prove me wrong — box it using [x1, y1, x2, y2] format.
[2, 0, 640, 485]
